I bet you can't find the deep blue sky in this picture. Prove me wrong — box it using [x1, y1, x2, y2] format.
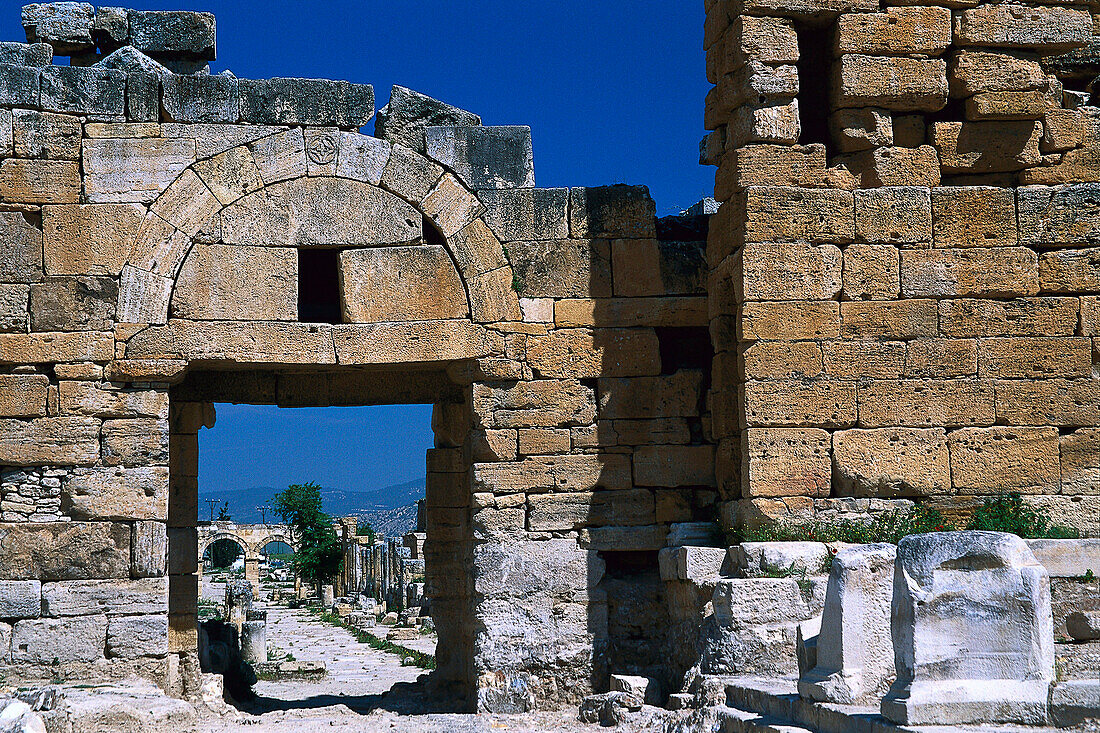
[199, 404, 435, 493]
[3, 0, 713, 212]
[2, 0, 711, 493]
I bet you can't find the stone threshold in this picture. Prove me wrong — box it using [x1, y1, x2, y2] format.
[714, 676, 1079, 733]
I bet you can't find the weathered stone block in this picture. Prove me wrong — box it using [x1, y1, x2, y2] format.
[1018, 184, 1100, 248]
[635, 446, 715, 487]
[743, 427, 831, 498]
[0, 159, 79, 204]
[727, 100, 800, 146]
[569, 186, 655, 239]
[840, 300, 936, 339]
[842, 146, 940, 188]
[830, 108, 892, 153]
[854, 186, 931, 244]
[881, 532, 1053, 726]
[59, 382, 165, 418]
[375, 84, 480, 153]
[835, 7, 951, 56]
[995, 379, 1100, 427]
[39, 65, 124, 116]
[954, 4, 1091, 53]
[859, 380, 995, 428]
[132, 520, 167, 578]
[1059, 429, 1099, 496]
[800, 544, 896, 705]
[29, 276, 117, 331]
[479, 187, 567, 241]
[0, 211, 43, 284]
[0, 285, 28, 333]
[949, 427, 1059, 494]
[22, 2, 94, 53]
[0, 580, 41, 618]
[42, 203, 144, 277]
[425, 126, 533, 190]
[63, 466, 168, 521]
[978, 337, 1090, 379]
[948, 50, 1045, 97]
[965, 90, 1047, 121]
[833, 55, 947, 112]
[0, 41, 52, 67]
[509, 239, 611, 299]
[42, 577, 167, 617]
[931, 187, 1016, 248]
[0, 62, 40, 108]
[739, 242, 841, 300]
[741, 301, 839, 340]
[722, 15, 798, 71]
[172, 244, 295, 321]
[334, 320, 497, 365]
[598, 372, 702, 420]
[12, 109, 79, 159]
[0, 416, 99, 466]
[939, 297, 1078, 337]
[842, 244, 899, 300]
[239, 78, 374, 127]
[740, 186, 854, 243]
[930, 120, 1042, 173]
[107, 614, 169, 658]
[161, 73, 237, 123]
[128, 10, 216, 61]
[742, 341, 822, 380]
[0, 522, 130, 580]
[833, 428, 949, 497]
[904, 338, 977, 378]
[221, 177, 421, 246]
[1039, 248, 1100, 293]
[0, 374, 48, 417]
[526, 328, 660, 378]
[901, 248, 1038, 298]
[11, 614, 106, 664]
[339, 245, 468, 323]
[102, 419, 168, 467]
[83, 137, 195, 204]
[0, 331, 113, 364]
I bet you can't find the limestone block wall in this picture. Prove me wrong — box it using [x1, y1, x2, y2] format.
[704, 0, 1100, 536]
[0, 4, 715, 710]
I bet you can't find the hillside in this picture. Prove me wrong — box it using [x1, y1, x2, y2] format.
[199, 478, 424, 536]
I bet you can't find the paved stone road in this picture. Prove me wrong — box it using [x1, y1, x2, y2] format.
[199, 594, 604, 732]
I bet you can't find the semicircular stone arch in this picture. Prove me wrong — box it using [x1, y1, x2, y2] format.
[200, 533, 250, 561]
[116, 128, 522, 362]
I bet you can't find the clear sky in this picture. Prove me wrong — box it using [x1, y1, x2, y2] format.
[2, 0, 711, 493]
[199, 404, 435, 493]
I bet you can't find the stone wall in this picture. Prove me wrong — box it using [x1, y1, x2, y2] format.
[0, 2, 714, 711]
[703, 0, 1100, 536]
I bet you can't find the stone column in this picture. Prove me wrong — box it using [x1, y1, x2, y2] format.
[244, 558, 260, 596]
[321, 584, 334, 608]
[240, 620, 266, 665]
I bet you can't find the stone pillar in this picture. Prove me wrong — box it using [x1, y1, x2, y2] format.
[225, 579, 253, 631]
[881, 531, 1054, 726]
[240, 620, 266, 665]
[799, 543, 896, 705]
[321, 584, 334, 608]
[244, 557, 260, 596]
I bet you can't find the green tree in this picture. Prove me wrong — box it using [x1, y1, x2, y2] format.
[357, 521, 375, 542]
[207, 538, 241, 570]
[270, 483, 344, 589]
[216, 501, 231, 521]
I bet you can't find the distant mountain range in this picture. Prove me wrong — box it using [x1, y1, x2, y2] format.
[198, 478, 424, 537]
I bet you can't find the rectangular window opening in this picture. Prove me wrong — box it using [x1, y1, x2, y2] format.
[795, 22, 833, 154]
[298, 248, 343, 324]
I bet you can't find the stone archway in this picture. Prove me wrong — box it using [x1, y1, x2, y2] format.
[113, 130, 521, 328]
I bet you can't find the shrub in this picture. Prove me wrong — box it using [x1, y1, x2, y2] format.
[741, 504, 954, 545]
[966, 493, 1079, 539]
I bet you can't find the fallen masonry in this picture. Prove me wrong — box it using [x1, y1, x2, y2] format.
[0, 0, 1096, 728]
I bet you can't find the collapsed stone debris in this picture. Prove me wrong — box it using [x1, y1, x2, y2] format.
[0, 0, 1095, 728]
